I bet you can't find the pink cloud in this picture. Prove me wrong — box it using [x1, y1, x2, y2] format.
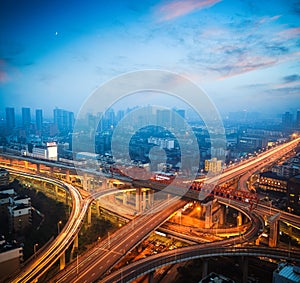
[276, 27, 300, 40]
[0, 71, 8, 83]
[258, 15, 281, 24]
[217, 51, 300, 80]
[156, 0, 222, 21]
[0, 60, 9, 83]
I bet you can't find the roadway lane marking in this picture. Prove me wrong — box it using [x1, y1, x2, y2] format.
[92, 272, 95, 277]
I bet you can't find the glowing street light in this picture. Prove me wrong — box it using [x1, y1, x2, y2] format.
[57, 220, 62, 234]
[34, 243, 38, 258]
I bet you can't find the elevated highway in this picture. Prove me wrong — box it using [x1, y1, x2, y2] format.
[100, 246, 300, 283]
[2, 137, 299, 282]
[4, 169, 125, 283]
[4, 170, 86, 283]
[50, 194, 261, 283]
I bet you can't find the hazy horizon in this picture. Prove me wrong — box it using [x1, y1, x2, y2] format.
[1, 0, 299, 118]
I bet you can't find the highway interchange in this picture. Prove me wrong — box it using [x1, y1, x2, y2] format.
[1, 136, 299, 283]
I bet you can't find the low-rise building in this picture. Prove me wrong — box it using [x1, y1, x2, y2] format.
[259, 171, 287, 193]
[200, 272, 235, 283]
[0, 168, 9, 187]
[0, 193, 10, 216]
[273, 262, 300, 283]
[8, 199, 32, 233]
[205, 158, 223, 174]
[0, 186, 15, 196]
[0, 238, 23, 279]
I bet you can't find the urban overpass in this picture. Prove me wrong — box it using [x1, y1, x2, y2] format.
[100, 246, 300, 283]
[1, 137, 299, 282]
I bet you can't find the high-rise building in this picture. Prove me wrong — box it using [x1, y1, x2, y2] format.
[287, 174, 300, 215]
[157, 109, 171, 128]
[22, 107, 31, 129]
[282, 111, 293, 129]
[5, 107, 15, 131]
[53, 108, 74, 133]
[296, 110, 300, 129]
[35, 109, 43, 132]
[172, 109, 185, 129]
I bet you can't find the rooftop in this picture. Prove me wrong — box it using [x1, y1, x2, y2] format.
[200, 272, 235, 283]
[260, 171, 287, 181]
[275, 263, 300, 282]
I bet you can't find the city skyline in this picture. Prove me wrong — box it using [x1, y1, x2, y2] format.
[1, 0, 300, 117]
[1, 105, 300, 125]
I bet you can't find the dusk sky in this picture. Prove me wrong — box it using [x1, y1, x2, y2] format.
[0, 0, 299, 118]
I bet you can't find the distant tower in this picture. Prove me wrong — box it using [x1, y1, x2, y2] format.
[22, 107, 31, 129]
[5, 107, 15, 131]
[282, 112, 293, 129]
[36, 109, 43, 132]
[172, 109, 185, 129]
[157, 109, 171, 128]
[54, 108, 74, 133]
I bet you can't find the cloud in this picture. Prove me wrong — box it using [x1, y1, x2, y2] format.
[257, 15, 281, 24]
[238, 83, 269, 89]
[265, 85, 300, 97]
[155, 0, 222, 21]
[0, 71, 8, 83]
[283, 74, 300, 83]
[0, 59, 10, 83]
[292, 1, 300, 15]
[275, 27, 300, 41]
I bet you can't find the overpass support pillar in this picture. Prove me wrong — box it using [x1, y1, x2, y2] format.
[148, 190, 154, 207]
[242, 256, 248, 283]
[65, 192, 69, 206]
[73, 234, 79, 249]
[96, 199, 100, 216]
[66, 170, 70, 183]
[268, 213, 280, 247]
[50, 166, 54, 177]
[123, 191, 127, 205]
[142, 190, 147, 210]
[70, 234, 79, 260]
[59, 252, 66, 270]
[148, 270, 154, 283]
[24, 161, 29, 169]
[83, 174, 91, 191]
[55, 185, 59, 196]
[87, 205, 92, 225]
[237, 212, 242, 227]
[136, 188, 142, 212]
[219, 206, 225, 226]
[204, 201, 213, 228]
[36, 163, 40, 173]
[202, 260, 208, 278]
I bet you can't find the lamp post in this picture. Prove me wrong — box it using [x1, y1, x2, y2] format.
[34, 243, 38, 258]
[57, 220, 62, 235]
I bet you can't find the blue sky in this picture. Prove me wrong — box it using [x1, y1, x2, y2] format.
[0, 0, 299, 117]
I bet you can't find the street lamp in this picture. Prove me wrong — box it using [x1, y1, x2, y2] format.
[34, 243, 38, 258]
[57, 220, 62, 234]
